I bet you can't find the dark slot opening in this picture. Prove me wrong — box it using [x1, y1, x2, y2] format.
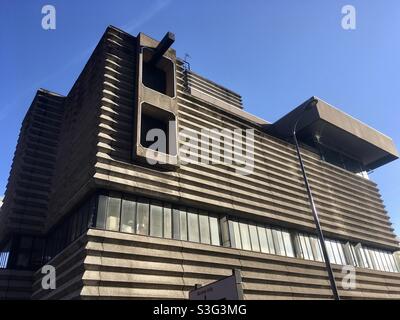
[140, 103, 177, 156]
[141, 48, 175, 97]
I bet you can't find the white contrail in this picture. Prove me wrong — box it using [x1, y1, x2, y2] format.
[122, 0, 172, 32]
[0, 0, 172, 122]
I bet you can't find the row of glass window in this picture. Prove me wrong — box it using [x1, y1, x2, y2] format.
[294, 232, 399, 273]
[226, 219, 295, 257]
[0, 251, 9, 269]
[44, 195, 95, 262]
[4, 191, 397, 273]
[96, 194, 221, 246]
[0, 239, 11, 269]
[296, 233, 346, 264]
[95, 194, 399, 273]
[355, 245, 399, 273]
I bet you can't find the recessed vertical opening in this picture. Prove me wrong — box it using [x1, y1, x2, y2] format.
[139, 103, 177, 156]
[142, 48, 175, 97]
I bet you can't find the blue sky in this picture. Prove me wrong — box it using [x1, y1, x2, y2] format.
[0, 0, 399, 236]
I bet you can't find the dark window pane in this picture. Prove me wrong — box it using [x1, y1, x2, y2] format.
[31, 238, 45, 267]
[75, 207, 83, 237]
[19, 237, 33, 250]
[80, 201, 89, 234]
[150, 201, 163, 237]
[121, 198, 136, 234]
[16, 253, 30, 268]
[136, 198, 149, 235]
[86, 196, 96, 228]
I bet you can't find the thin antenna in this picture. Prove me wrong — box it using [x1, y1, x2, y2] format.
[183, 53, 191, 70]
[183, 53, 191, 93]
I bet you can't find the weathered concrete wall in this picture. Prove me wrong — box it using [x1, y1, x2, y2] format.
[92, 27, 398, 251]
[32, 229, 400, 300]
[0, 89, 65, 241]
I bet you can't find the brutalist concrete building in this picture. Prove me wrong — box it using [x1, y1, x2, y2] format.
[1, 26, 400, 300]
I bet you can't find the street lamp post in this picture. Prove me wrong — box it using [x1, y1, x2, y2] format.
[293, 100, 340, 300]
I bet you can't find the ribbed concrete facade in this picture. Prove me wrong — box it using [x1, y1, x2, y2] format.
[30, 230, 400, 300]
[0, 90, 65, 238]
[1, 26, 399, 300]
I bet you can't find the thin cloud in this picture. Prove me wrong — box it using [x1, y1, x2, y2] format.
[0, 0, 172, 122]
[122, 0, 172, 33]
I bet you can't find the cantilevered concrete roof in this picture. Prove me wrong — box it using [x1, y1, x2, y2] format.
[268, 97, 399, 170]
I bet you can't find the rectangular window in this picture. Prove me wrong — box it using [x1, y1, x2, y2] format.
[388, 254, 399, 272]
[325, 240, 336, 264]
[150, 201, 163, 237]
[310, 236, 323, 262]
[363, 247, 373, 269]
[75, 208, 83, 237]
[106, 197, 121, 231]
[384, 252, 393, 272]
[163, 204, 172, 239]
[272, 229, 285, 256]
[79, 201, 89, 234]
[357, 246, 368, 268]
[172, 207, 181, 240]
[229, 220, 241, 249]
[376, 251, 385, 271]
[136, 198, 150, 235]
[239, 222, 251, 251]
[120, 198, 136, 234]
[199, 213, 211, 245]
[248, 224, 260, 252]
[379, 251, 390, 272]
[187, 209, 200, 243]
[209, 215, 220, 246]
[299, 234, 312, 260]
[265, 228, 275, 254]
[257, 226, 269, 254]
[282, 231, 294, 257]
[179, 207, 188, 241]
[367, 249, 378, 270]
[96, 195, 108, 229]
[304, 236, 314, 260]
[337, 242, 346, 265]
